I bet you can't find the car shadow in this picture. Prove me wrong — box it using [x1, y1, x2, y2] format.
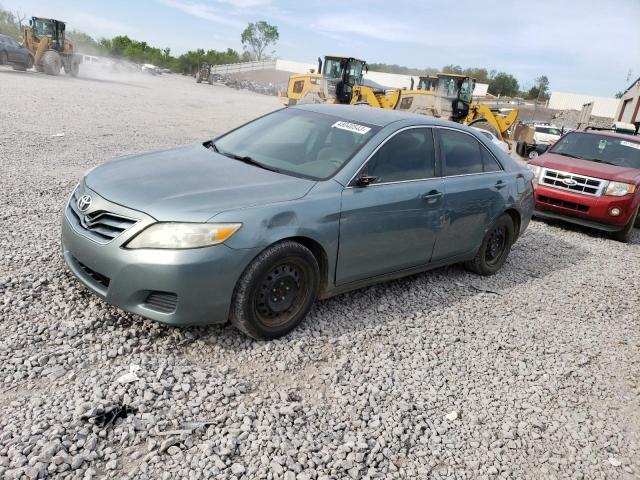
[148, 225, 589, 352]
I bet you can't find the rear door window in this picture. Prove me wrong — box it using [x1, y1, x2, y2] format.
[439, 129, 484, 176]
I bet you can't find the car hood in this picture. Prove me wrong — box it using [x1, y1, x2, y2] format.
[536, 152, 640, 184]
[85, 143, 316, 222]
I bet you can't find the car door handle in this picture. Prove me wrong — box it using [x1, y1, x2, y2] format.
[422, 190, 443, 203]
[494, 181, 507, 190]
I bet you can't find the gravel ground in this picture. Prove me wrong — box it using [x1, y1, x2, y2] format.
[1, 66, 639, 480]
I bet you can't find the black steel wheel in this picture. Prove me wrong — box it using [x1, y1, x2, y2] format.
[485, 225, 507, 266]
[230, 241, 319, 339]
[465, 214, 515, 275]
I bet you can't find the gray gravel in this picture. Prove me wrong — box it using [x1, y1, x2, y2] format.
[1, 66, 639, 480]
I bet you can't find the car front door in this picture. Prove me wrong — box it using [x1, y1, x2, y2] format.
[432, 128, 509, 261]
[336, 127, 444, 285]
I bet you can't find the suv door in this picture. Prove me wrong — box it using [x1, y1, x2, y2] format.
[336, 127, 444, 285]
[432, 128, 509, 261]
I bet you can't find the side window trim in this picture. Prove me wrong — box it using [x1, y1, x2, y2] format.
[347, 125, 436, 187]
[435, 126, 504, 178]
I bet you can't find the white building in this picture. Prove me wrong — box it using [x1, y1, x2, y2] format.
[615, 77, 640, 128]
[548, 91, 619, 118]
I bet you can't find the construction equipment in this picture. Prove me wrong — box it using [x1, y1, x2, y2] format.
[196, 63, 213, 84]
[280, 55, 518, 141]
[21, 17, 81, 76]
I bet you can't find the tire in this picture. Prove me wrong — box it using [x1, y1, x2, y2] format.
[611, 205, 639, 243]
[41, 50, 61, 76]
[465, 214, 515, 275]
[69, 61, 79, 77]
[25, 55, 34, 69]
[0, 51, 7, 65]
[229, 240, 320, 340]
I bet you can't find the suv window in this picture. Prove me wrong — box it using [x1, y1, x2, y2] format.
[440, 129, 503, 175]
[365, 128, 435, 183]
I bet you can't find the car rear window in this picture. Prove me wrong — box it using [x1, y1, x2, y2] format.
[213, 108, 380, 180]
[535, 126, 562, 135]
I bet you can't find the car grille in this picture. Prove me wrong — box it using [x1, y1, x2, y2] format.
[538, 195, 589, 213]
[540, 168, 604, 196]
[76, 259, 110, 288]
[144, 292, 178, 313]
[67, 189, 138, 243]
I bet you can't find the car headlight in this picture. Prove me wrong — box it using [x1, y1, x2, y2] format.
[527, 164, 542, 182]
[605, 181, 636, 197]
[125, 223, 242, 249]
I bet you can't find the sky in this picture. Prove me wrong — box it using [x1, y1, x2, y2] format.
[4, 0, 639, 96]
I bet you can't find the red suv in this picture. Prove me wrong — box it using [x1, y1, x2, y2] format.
[528, 130, 640, 242]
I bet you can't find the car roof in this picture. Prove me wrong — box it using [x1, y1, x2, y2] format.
[291, 103, 458, 128]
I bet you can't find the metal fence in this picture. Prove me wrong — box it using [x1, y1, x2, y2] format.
[210, 60, 277, 75]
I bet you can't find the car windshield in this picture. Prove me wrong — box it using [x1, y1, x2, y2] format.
[536, 126, 562, 135]
[213, 108, 380, 180]
[549, 132, 640, 169]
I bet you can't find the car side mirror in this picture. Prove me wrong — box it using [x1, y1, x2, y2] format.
[354, 175, 377, 187]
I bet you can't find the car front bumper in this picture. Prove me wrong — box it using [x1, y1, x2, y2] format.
[61, 189, 259, 326]
[533, 183, 636, 232]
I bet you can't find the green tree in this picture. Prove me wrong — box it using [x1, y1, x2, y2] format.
[0, 6, 20, 38]
[240, 21, 278, 61]
[488, 72, 519, 97]
[442, 64, 463, 74]
[367, 63, 438, 76]
[528, 75, 550, 99]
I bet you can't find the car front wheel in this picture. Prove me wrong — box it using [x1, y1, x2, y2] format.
[465, 214, 515, 275]
[230, 240, 319, 339]
[611, 205, 639, 243]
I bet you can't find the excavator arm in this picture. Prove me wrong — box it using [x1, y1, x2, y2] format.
[465, 104, 518, 142]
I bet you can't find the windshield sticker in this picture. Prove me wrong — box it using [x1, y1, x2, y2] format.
[621, 140, 640, 150]
[332, 121, 371, 135]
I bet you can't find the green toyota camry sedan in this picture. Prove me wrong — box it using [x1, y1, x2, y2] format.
[62, 104, 534, 339]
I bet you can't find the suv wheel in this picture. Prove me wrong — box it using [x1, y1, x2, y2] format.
[230, 240, 319, 339]
[465, 214, 514, 275]
[611, 205, 639, 243]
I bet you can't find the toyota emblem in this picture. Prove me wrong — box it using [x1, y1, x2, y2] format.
[77, 194, 92, 212]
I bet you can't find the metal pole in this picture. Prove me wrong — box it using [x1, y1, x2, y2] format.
[532, 80, 542, 122]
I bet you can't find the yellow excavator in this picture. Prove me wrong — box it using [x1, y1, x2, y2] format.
[21, 17, 81, 76]
[280, 56, 517, 141]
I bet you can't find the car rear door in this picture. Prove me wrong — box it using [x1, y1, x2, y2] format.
[431, 128, 509, 261]
[336, 127, 444, 285]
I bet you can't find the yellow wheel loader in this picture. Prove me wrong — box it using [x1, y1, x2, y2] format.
[21, 17, 81, 76]
[280, 56, 517, 141]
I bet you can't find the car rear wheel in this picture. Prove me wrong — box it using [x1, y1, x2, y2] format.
[611, 205, 639, 243]
[465, 214, 514, 275]
[230, 240, 319, 339]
